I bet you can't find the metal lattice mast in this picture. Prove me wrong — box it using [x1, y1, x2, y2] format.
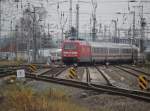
[132, 11, 135, 45]
[91, 0, 97, 41]
[76, 3, 79, 39]
[0, 0, 1, 53]
[33, 7, 37, 63]
[69, 0, 72, 30]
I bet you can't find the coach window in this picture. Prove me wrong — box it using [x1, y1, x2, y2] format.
[93, 47, 95, 53]
[102, 48, 104, 53]
[122, 49, 125, 53]
[124, 49, 128, 53]
[101, 48, 103, 53]
[92, 47, 94, 52]
[93, 48, 95, 53]
[99, 48, 101, 53]
[98, 48, 100, 53]
[93, 47, 96, 53]
[104, 48, 106, 53]
[100, 48, 102, 53]
[97, 48, 99, 53]
[110, 48, 117, 54]
[95, 48, 97, 53]
[123, 49, 126, 53]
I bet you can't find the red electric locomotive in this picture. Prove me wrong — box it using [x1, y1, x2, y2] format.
[62, 39, 91, 63]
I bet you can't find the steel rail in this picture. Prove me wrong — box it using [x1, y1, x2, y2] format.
[26, 74, 150, 102]
[0, 73, 14, 78]
[115, 66, 150, 81]
[115, 66, 140, 77]
[85, 67, 91, 84]
[121, 65, 150, 76]
[0, 71, 150, 102]
[88, 66, 150, 100]
[54, 67, 69, 77]
[33, 66, 68, 77]
[95, 65, 112, 86]
[38, 68, 53, 76]
[115, 65, 150, 82]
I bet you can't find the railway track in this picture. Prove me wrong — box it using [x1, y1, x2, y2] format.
[85, 67, 91, 84]
[85, 66, 109, 85]
[0, 69, 15, 77]
[0, 73, 14, 78]
[39, 66, 69, 77]
[26, 73, 150, 102]
[86, 66, 113, 86]
[0, 69, 16, 81]
[94, 65, 113, 86]
[115, 65, 150, 81]
[94, 65, 133, 89]
[121, 65, 150, 76]
[1, 65, 150, 102]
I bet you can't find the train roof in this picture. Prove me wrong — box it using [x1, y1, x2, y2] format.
[89, 42, 138, 49]
[64, 39, 86, 42]
[63, 39, 88, 44]
[63, 40, 138, 49]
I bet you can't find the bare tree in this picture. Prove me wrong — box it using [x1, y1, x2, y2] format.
[15, 5, 47, 62]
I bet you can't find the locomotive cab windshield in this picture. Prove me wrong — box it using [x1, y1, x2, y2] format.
[64, 43, 77, 50]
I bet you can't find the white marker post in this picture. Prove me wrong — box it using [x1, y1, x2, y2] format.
[17, 69, 25, 81]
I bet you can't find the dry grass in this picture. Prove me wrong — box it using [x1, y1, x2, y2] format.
[0, 60, 25, 66]
[0, 84, 88, 111]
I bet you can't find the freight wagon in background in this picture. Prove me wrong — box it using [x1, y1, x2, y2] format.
[62, 39, 138, 64]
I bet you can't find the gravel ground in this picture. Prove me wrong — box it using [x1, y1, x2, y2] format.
[1, 64, 150, 111]
[0, 77, 150, 111]
[78, 94, 150, 111]
[25, 80, 150, 111]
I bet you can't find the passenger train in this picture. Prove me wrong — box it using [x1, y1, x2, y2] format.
[62, 39, 138, 64]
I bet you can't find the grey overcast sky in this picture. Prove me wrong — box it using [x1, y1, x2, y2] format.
[1, 0, 150, 35]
